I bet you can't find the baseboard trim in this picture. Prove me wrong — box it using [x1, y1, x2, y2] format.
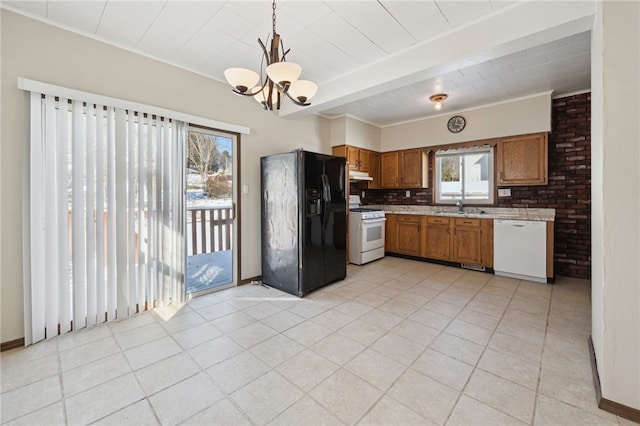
[1, 337, 25, 352]
[589, 336, 640, 423]
[239, 275, 262, 285]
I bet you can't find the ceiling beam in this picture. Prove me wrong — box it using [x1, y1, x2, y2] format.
[279, 0, 595, 119]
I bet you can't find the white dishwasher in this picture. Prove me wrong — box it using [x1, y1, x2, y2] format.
[494, 219, 547, 283]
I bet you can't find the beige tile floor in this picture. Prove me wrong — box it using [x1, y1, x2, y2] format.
[1, 257, 636, 425]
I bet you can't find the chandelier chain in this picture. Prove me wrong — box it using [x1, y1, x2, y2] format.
[223, 0, 317, 110]
[272, 0, 277, 35]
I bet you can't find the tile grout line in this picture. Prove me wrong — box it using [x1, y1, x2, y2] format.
[347, 279, 446, 424]
[89, 316, 163, 426]
[442, 276, 528, 425]
[5, 262, 599, 425]
[303, 263, 450, 425]
[58, 336, 69, 426]
[354, 268, 487, 425]
[530, 282, 555, 426]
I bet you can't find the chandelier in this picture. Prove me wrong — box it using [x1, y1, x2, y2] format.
[223, 0, 318, 111]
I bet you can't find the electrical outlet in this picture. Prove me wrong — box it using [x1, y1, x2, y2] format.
[498, 188, 511, 197]
[405, 190, 411, 197]
[362, 191, 365, 198]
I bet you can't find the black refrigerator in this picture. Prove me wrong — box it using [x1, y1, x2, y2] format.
[261, 150, 347, 297]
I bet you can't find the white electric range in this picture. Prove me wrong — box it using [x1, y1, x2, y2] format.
[348, 195, 386, 265]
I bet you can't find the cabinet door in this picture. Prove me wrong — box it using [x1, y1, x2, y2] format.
[358, 149, 371, 173]
[385, 214, 397, 253]
[346, 146, 360, 170]
[369, 152, 381, 189]
[400, 149, 424, 187]
[396, 219, 421, 256]
[452, 227, 482, 264]
[481, 219, 493, 268]
[497, 133, 548, 185]
[381, 152, 399, 188]
[424, 225, 451, 260]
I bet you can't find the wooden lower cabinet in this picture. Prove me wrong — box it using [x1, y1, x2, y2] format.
[422, 216, 450, 261]
[387, 214, 493, 268]
[452, 218, 482, 264]
[481, 219, 494, 268]
[385, 214, 397, 252]
[386, 214, 553, 277]
[396, 215, 422, 256]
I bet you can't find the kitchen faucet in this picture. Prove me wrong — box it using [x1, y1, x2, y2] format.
[456, 199, 464, 213]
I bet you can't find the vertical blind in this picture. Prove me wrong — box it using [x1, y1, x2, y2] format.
[26, 92, 186, 345]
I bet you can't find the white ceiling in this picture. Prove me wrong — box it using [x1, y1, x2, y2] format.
[2, 0, 592, 126]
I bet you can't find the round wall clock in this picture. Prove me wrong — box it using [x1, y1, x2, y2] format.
[447, 115, 466, 133]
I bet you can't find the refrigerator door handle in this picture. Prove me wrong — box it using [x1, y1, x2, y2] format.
[321, 174, 331, 203]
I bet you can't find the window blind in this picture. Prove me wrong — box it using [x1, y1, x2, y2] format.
[25, 92, 186, 344]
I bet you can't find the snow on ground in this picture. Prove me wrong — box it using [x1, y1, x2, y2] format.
[186, 189, 231, 208]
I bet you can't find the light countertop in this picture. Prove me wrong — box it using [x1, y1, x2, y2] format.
[365, 205, 555, 221]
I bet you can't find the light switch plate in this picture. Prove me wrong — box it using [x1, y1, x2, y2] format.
[362, 191, 365, 198]
[242, 184, 249, 194]
[405, 190, 411, 197]
[498, 188, 511, 197]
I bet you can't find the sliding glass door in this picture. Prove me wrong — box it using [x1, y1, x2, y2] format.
[185, 127, 237, 295]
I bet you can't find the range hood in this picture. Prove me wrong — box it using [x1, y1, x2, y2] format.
[349, 170, 373, 181]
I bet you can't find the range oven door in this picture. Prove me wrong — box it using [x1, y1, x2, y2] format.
[360, 218, 386, 252]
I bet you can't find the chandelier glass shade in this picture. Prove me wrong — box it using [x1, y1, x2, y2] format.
[223, 0, 318, 111]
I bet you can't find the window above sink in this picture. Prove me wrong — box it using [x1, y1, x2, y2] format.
[435, 146, 495, 205]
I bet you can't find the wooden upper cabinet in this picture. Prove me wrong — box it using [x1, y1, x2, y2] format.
[337, 145, 371, 172]
[497, 132, 548, 186]
[333, 145, 381, 188]
[381, 152, 400, 188]
[400, 149, 428, 188]
[357, 149, 371, 172]
[369, 152, 381, 189]
[381, 149, 428, 189]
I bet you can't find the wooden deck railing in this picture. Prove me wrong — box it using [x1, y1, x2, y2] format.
[187, 206, 233, 255]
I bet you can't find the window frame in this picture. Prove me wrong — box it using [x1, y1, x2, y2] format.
[434, 146, 495, 205]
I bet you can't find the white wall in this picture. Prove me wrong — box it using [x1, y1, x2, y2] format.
[344, 117, 381, 151]
[0, 10, 331, 343]
[381, 93, 552, 151]
[591, 1, 640, 410]
[329, 116, 347, 146]
[329, 116, 381, 152]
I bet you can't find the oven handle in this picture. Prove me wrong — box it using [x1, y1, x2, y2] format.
[362, 218, 387, 224]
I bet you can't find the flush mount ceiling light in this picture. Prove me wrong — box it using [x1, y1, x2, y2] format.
[224, 0, 318, 111]
[429, 94, 448, 111]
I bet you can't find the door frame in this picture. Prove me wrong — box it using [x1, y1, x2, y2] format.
[185, 124, 241, 297]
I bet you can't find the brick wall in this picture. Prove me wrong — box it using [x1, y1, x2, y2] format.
[354, 93, 591, 278]
[501, 93, 591, 278]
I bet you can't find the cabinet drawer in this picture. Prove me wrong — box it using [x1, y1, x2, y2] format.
[454, 218, 481, 227]
[397, 215, 421, 223]
[427, 216, 450, 225]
